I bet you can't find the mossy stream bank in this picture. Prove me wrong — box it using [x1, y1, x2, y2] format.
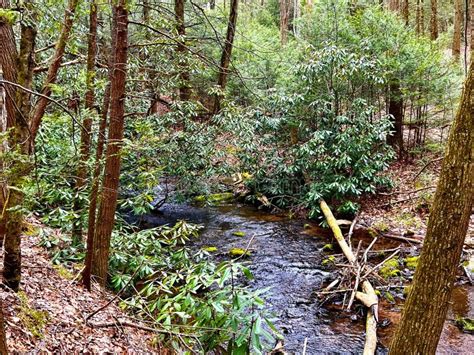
[133, 202, 473, 354]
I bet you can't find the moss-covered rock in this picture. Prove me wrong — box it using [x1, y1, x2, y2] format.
[194, 192, 234, 204]
[232, 231, 246, 237]
[229, 248, 251, 257]
[322, 244, 334, 251]
[203, 246, 218, 252]
[456, 317, 474, 334]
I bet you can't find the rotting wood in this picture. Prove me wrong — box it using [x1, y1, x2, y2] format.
[320, 199, 378, 355]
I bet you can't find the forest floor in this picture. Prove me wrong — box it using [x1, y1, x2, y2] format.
[0, 219, 158, 353]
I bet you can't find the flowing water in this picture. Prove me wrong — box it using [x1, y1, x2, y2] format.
[135, 201, 473, 354]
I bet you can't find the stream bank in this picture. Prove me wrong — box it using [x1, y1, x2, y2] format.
[136, 201, 473, 354]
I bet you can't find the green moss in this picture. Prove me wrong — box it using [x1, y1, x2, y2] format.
[23, 222, 40, 237]
[203, 246, 218, 252]
[372, 221, 389, 233]
[367, 228, 379, 238]
[403, 285, 412, 297]
[456, 317, 474, 333]
[232, 231, 246, 237]
[322, 255, 336, 266]
[53, 264, 74, 280]
[229, 248, 251, 257]
[384, 291, 395, 303]
[395, 212, 422, 230]
[194, 193, 234, 204]
[322, 244, 333, 251]
[18, 291, 49, 338]
[0, 9, 17, 24]
[404, 256, 419, 270]
[379, 258, 401, 279]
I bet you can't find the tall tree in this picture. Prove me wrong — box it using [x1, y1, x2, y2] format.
[279, 0, 289, 45]
[430, 0, 438, 40]
[402, 0, 409, 25]
[0, 0, 17, 128]
[387, 82, 404, 155]
[415, 0, 424, 35]
[213, 0, 239, 113]
[72, 0, 98, 244]
[389, 0, 400, 11]
[453, 0, 462, 59]
[389, 59, 474, 354]
[91, 0, 128, 286]
[83, 8, 117, 291]
[175, 0, 191, 101]
[29, 0, 79, 148]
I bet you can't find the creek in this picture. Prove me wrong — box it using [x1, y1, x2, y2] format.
[135, 201, 473, 354]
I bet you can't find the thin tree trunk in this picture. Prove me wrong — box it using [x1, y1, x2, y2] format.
[389, 0, 400, 11]
[279, 0, 289, 45]
[2, 0, 36, 292]
[91, 0, 128, 287]
[175, 0, 191, 100]
[430, 0, 438, 40]
[82, 9, 117, 290]
[388, 82, 404, 156]
[416, 0, 424, 35]
[402, 0, 409, 25]
[453, 0, 462, 59]
[29, 0, 79, 148]
[0, 299, 6, 354]
[0, 0, 17, 250]
[213, 0, 239, 113]
[389, 57, 474, 355]
[71, 0, 98, 244]
[471, 0, 474, 60]
[0, 0, 17, 129]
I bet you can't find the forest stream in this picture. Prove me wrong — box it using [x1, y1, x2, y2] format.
[133, 201, 474, 354]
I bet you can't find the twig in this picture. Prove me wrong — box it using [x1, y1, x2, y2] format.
[302, 337, 308, 355]
[381, 234, 423, 244]
[85, 261, 144, 323]
[412, 157, 443, 182]
[362, 249, 401, 280]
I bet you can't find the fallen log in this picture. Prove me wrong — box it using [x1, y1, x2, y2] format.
[320, 199, 378, 355]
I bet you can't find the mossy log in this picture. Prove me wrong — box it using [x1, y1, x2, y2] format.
[320, 199, 378, 355]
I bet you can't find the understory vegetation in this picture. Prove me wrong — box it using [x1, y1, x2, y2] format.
[0, 0, 469, 353]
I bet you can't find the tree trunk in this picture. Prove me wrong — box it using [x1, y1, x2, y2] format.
[453, 0, 462, 59]
[29, 0, 79, 148]
[0, 0, 17, 129]
[471, 0, 474, 60]
[401, 0, 409, 25]
[71, 0, 98, 245]
[389, 57, 474, 355]
[91, 0, 128, 287]
[2, 0, 36, 292]
[82, 8, 117, 291]
[213, 0, 239, 113]
[389, 0, 400, 11]
[0, 300, 6, 354]
[279, 0, 289, 45]
[387, 82, 404, 155]
[416, 0, 424, 35]
[430, 0, 438, 40]
[0, 0, 17, 249]
[175, 0, 191, 101]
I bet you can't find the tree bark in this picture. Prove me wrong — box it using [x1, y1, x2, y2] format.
[279, 0, 289, 45]
[453, 0, 462, 60]
[401, 0, 409, 25]
[91, 0, 128, 287]
[0, 299, 6, 354]
[387, 82, 404, 155]
[83, 8, 117, 291]
[430, 0, 438, 40]
[2, 0, 36, 292]
[389, 0, 400, 11]
[175, 0, 191, 101]
[213, 0, 239, 113]
[415, 0, 424, 35]
[72, 0, 98, 244]
[0, 0, 17, 129]
[389, 58, 474, 355]
[29, 0, 79, 148]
